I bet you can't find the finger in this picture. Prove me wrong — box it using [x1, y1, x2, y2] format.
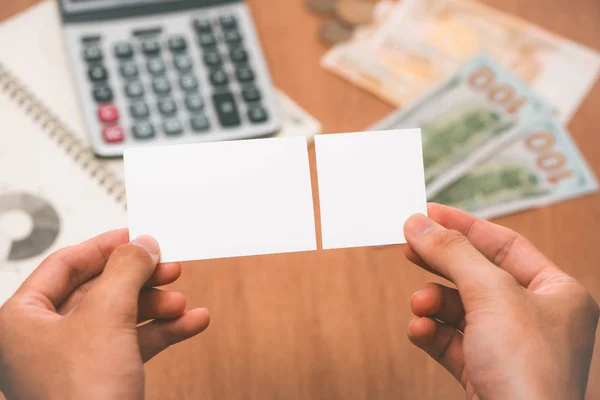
[145, 263, 182, 288]
[404, 213, 502, 294]
[411, 283, 466, 331]
[138, 308, 211, 362]
[18, 228, 129, 308]
[87, 236, 160, 318]
[428, 203, 557, 287]
[403, 245, 450, 281]
[138, 289, 186, 323]
[408, 317, 466, 388]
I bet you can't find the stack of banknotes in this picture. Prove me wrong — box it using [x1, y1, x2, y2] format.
[322, 0, 600, 219]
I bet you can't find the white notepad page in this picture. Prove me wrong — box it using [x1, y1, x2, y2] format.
[124, 137, 317, 262]
[315, 129, 427, 249]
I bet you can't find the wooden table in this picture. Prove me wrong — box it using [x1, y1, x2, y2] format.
[2, 1, 600, 399]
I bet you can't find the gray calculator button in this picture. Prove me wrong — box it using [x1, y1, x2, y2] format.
[174, 54, 193, 72]
[147, 58, 166, 76]
[114, 42, 133, 58]
[185, 93, 204, 111]
[125, 81, 145, 98]
[203, 50, 222, 66]
[83, 46, 103, 62]
[163, 118, 184, 136]
[93, 85, 113, 103]
[223, 29, 242, 45]
[120, 62, 139, 78]
[179, 74, 199, 92]
[193, 19, 212, 33]
[242, 87, 261, 102]
[236, 66, 254, 82]
[142, 40, 161, 55]
[219, 15, 238, 30]
[168, 36, 187, 52]
[230, 47, 248, 63]
[198, 33, 217, 47]
[152, 77, 172, 95]
[130, 102, 150, 118]
[88, 65, 108, 82]
[210, 69, 229, 86]
[248, 106, 268, 123]
[213, 92, 240, 127]
[132, 121, 155, 139]
[191, 115, 210, 132]
[158, 98, 177, 116]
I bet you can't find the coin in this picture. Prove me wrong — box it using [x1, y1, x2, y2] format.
[306, 0, 338, 14]
[335, 0, 374, 26]
[319, 19, 354, 45]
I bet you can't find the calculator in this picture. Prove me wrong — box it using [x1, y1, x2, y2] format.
[58, 0, 281, 157]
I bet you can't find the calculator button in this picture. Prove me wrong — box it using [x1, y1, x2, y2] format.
[125, 81, 145, 98]
[230, 47, 248, 63]
[98, 104, 119, 123]
[223, 29, 242, 45]
[163, 118, 184, 136]
[220, 15, 238, 30]
[93, 85, 113, 103]
[210, 69, 229, 86]
[179, 74, 199, 92]
[168, 36, 187, 52]
[130, 102, 150, 119]
[102, 125, 125, 143]
[174, 54, 193, 72]
[185, 93, 204, 112]
[114, 42, 133, 58]
[132, 121, 155, 139]
[88, 65, 108, 82]
[203, 50, 222, 66]
[236, 66, 255, 82]
[191, 115, 210, 132]
[213, 93, 240, 127]
[198, 33, 217, 47]
[193, 19, 213, 33]
[152, 77, 172, 95]
[242, 87, 261, 102]
[142, 41, 161, 55]
[158, 98, 178, 116]
[248, 106, 268, 123]
[147, 58, 166, 76]
[120, 62, 139, 78]
[83, 46, 103, 62]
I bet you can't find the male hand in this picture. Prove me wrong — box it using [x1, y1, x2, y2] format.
[0, 229, 210, 400]
[404, 204, 599, 400]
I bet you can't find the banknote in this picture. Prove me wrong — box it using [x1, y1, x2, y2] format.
[274, 89, 322, 143]
[370, 55, 550, 198]
[431, 118, 598, 219]
[323, 0, 600, 123]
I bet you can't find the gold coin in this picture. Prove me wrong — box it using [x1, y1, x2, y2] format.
[306, 0, 339, 14]
[335, 0, 374, 26]
[319, 19, 354, 45]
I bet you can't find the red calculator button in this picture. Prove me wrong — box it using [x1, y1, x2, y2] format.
[98, 104, 119, 122]
[102, 125, 125, 143]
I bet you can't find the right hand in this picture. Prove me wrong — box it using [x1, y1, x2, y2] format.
[403, 203, 599, 400]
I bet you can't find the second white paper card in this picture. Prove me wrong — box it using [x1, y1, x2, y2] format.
[315, 129, 427, 249]
[124, 137, 317, 263]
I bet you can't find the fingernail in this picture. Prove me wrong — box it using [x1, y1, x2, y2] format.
[132, 235, 160, 263]
[411, 288, 427, 301]
[405, 214, 436, 238]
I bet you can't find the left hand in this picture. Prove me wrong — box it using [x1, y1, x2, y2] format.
[0, 229, 211, 400]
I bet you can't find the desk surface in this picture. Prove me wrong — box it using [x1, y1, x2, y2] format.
[2, 1, 600, 399]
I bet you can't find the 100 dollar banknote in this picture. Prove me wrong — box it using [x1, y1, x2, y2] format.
[370, 55, 549, 198]
[431, 119, 598, 219]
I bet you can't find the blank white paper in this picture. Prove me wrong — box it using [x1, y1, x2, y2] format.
[315, 129, 427, 249]
[124, 137, 316, 262]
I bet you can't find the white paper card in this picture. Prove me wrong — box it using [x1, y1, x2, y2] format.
[124, 137, 317, 262]
[315, 129, 427, 249]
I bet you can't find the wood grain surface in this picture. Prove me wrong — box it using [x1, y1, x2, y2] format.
[1, 1, 600, 399]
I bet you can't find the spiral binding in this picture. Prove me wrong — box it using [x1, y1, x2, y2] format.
[0, 62, 127, 209]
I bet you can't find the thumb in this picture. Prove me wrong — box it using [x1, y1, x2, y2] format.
[86, 236, 160, 320]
